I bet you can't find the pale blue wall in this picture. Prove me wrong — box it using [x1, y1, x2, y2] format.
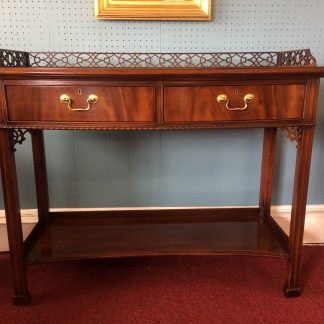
[1, 0, 324, 208]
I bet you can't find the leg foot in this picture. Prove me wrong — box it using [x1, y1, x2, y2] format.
[13, 293, 31, 306]
[283, 284, 301, 298]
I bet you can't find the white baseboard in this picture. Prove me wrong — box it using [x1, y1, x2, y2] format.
[271, 205, 324, 244]
[0, 205, 323, 252]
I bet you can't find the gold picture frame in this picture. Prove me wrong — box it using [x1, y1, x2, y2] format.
[95, 0, 212, 20]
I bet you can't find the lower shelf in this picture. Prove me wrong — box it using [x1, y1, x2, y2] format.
[25, 208, 289, 264]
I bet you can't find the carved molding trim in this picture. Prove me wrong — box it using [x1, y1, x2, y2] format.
[3, 124, 314, 132]
[11, 129, 29, 152]
[281, 126, 303, 148]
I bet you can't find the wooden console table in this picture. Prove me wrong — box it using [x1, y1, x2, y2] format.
[1, 49, 324, 305]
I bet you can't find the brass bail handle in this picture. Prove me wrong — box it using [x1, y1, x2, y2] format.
[60, 94, 98, 111]
[216, 93, 254, 111]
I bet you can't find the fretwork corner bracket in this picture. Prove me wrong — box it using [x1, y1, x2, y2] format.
[281, 126, 303, 148]
[11, 129, 29, 152]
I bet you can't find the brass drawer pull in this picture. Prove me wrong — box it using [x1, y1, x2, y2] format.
[216, 93, 254, 111]
[60, 94, 98, 111]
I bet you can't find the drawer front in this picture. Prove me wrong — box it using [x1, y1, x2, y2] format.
[163, 85, 305, 122]
[5, 85, 154, 122]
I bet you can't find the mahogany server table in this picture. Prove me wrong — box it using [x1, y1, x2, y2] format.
[1, 49, 324, 305]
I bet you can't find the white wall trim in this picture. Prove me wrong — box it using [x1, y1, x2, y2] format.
[0, 205, 323, 251]
[0, 209, 38, 224]
[271, 205, 324, 244]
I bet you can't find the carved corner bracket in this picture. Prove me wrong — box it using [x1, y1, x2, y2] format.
[281, 126, 303, 148]
[11, 129, 29, 152]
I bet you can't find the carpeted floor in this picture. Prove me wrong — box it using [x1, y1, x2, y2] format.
[0, 247, 324, 323]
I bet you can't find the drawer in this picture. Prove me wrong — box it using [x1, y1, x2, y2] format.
[5, 85, 154, 122]
[163, 84, 305, 122]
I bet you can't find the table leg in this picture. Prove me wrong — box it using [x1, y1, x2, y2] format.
[0, 129, 30, 305]
[31, 130, 49, 222]
[259, 127, 277, 218]
[284, 126, 314, 297]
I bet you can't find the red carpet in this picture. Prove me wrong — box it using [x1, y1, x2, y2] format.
[1, 247, 324, 323]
